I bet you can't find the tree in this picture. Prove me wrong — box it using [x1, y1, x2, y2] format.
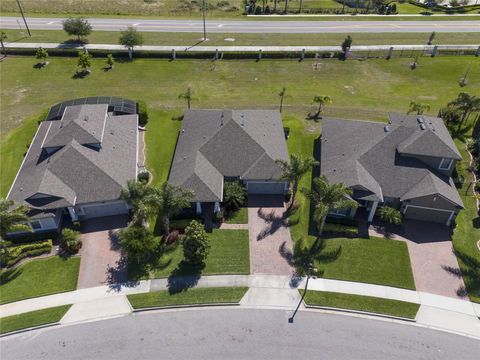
[119, 26, 144, 59]
[448, 92, 480, 131]
[119, 225, 158, 264]
[178, 87, 194, 109]
[279, 87, 287, 113]
[35, 47, 48, 66]
[299, 0, 304, 12]
[341, 35, 353, 55]
[120, 180, 153, 226]
[106, 54, 114, 70]
[408, 100, 430, 115]
[284, 0, 289, 13]
[276, 154, 319, 208]
[62, 17, 92, 42]
[377, 206, 403, 226]
[302, 176, 358, 237]
[77, 49, 92, 74]
[312, 95, 332, 118]
[183, 220, 210, 265]
[223, 181, 246, 213]
[146, 182, 194, 236]
[61, 228, 82, 254]
[0, 199, 31, 238]
[427, 31, 436, 45]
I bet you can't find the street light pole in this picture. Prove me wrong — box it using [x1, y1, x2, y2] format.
[289, 263, 315, 323]
[16, 0, 31, 37]
[202, 0, 207, 41]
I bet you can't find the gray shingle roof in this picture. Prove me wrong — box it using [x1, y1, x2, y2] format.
[8, 105, 138, 211]
[168, 109, 289, 202]
[321, 115, 463, 208]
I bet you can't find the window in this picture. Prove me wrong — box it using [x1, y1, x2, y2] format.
[439, 158, 453, 171]
[328, 208, 350, 217]
[30, 221, 42, 230]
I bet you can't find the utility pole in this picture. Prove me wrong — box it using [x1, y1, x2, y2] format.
[202, 0, 207, 41]
[16, 0, 31, 37]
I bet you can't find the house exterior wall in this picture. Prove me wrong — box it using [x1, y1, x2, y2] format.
[402, 194, 459, 212]
[405, 154, 456, 177]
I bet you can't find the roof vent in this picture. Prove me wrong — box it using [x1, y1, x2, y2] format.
[60, 121, 64, 129]
[420, 124, 426, 130]
[417, 116, 424, 124]
[240, 112, 244, 126]
[181, 128, 185, 133]
[220, 112, 224, 126]
[84, 115, 89, 122]
[110, 129, 115, 135]
[384, 125, 390, 132]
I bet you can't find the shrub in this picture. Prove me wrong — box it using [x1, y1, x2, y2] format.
[61, 228, 82, 254]
[1, 240, 53, 268]
[326, 216, 358, 227]
[223, 181, 246, 212]
[323, 223, 358, 238]
[183, 220, 210, 265]
[214, 209, 224, 223]
[137, 100, 149, 126]
[285, 190, 292, 203]
[137, 170, 150, 183]
[377, 206, 403, 226]
[119, 225, 158, 263]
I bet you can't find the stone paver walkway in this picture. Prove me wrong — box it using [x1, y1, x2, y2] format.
[369, 220, 466, 299]
[219, 223, 248, 230]
[77, 215, 129, 289]
[247, 195, 295, 275]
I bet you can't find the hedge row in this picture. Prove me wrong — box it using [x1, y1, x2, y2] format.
[1, 240, 53, 268]
[323, 223, 358, 238]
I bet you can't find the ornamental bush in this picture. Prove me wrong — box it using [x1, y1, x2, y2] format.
[183, 220, 210, 265]
[61, 228, 82, 254]
[137, 100, 149, 126]
[1, 240, 52, 267]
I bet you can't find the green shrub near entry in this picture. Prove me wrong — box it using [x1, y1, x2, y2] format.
[137, 100, 149, 126]
[1, 240, 53, 268]
[323, 223, 358, 238]
[61, 229, 82, 254]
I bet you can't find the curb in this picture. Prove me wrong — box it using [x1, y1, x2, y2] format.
[304, 304, 417, 323]
[131, 302, 240, 313]
[0, 322, 60, 338]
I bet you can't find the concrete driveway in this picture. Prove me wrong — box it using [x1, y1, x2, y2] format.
[370, 220, 466, 299]
[247, 195, 295, 275]
[77, 215, 129, 289]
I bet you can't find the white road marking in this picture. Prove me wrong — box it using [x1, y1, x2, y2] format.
[132, 23, 140, 26]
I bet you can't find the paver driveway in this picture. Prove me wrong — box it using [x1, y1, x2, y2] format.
[370, 220, 466, 299]
[248, 195, 295, 275]
[77, 215, 129, 289]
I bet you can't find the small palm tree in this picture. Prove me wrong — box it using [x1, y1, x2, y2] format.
[408, 100, 430, 115]
[106, 54, 114, 70]
[302, 176, 358, 237]
[0, 199, 31, 238]
[146, 182, 194, 236]
[120, 180, 153, 226]
[276, 154, 319, 208]
[223, 181, 246, 213]
[313, 95, 332, 118]
[377, 206, 403, 226]
[178, 87, 194, 109]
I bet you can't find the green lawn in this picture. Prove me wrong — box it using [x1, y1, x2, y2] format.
[0, 257, 80, 304]
[0, 305, 71, 335]
[225, 207, 249, 224]
[302, 290, 420, 319]
[452, 138, 480, 303]
[127, 287, 248, 309]
[152, 229, 250, 278]
[2, 29, 479, 47]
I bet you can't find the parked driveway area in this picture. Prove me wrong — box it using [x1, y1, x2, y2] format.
[77, 215, 129, 289]
[247, 195, 295, 275]
[370, 220, 466, 299]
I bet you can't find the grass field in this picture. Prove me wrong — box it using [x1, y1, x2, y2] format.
[152, 229, 250, 278]
[302, 290, 420, 319]
[0, 305, 71, 335]
[225, 207, 248, 224]
[3, 29, 479, 47]
[127, 287, 248, 309]
[0, 257, 80, 304]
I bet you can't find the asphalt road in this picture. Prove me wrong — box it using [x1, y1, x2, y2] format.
[2, 309, 479, 360]
[1, 17, 480, 33]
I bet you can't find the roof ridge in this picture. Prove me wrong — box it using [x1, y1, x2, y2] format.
[241, 151, 269, 178]
[194, 152, 223, 198]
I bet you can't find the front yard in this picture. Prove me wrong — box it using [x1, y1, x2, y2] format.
[0, 257, 80, 304]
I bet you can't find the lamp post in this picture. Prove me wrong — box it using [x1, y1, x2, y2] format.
[16, 0, 31, 37]
[202, 0, 207, 41]
[289, 263, 316, 323]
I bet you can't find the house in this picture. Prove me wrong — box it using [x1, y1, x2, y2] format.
[168, 109, 289, 216]
[7, 97, 139, 234]
[320, 113, 464, 226]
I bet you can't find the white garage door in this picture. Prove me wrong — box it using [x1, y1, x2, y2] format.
[80, 201, 128, 219]
[246, 181, 286, 194]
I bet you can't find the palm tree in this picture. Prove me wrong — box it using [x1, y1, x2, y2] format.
[146, 182, 194, 236]
[407, 100, 430, 115]
[276, 154, 319, 208]
[178, 87, 194, 109]
[312, 95, 332, 118]
[302, 176, 358, 237]
[449, 92, 480, 131]
[223, 181, 246, 213]
[278, 87, 287, 113]
[0, 199, 31, 238]
[377, 206, 402, 226]
[120, 180, 153, 226]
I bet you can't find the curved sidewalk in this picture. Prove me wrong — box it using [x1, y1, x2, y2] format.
[1, 274, 479, 338]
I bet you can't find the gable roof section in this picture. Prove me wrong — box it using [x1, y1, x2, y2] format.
[168, 109, 289, 202]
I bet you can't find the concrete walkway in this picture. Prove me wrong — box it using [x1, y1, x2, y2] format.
[1, 274, 479, 338]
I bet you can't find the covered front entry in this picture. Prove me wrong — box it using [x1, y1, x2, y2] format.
[77, 201, 129, 220]
[245, 181, 287, 195]
[403, 205, 454, 226]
